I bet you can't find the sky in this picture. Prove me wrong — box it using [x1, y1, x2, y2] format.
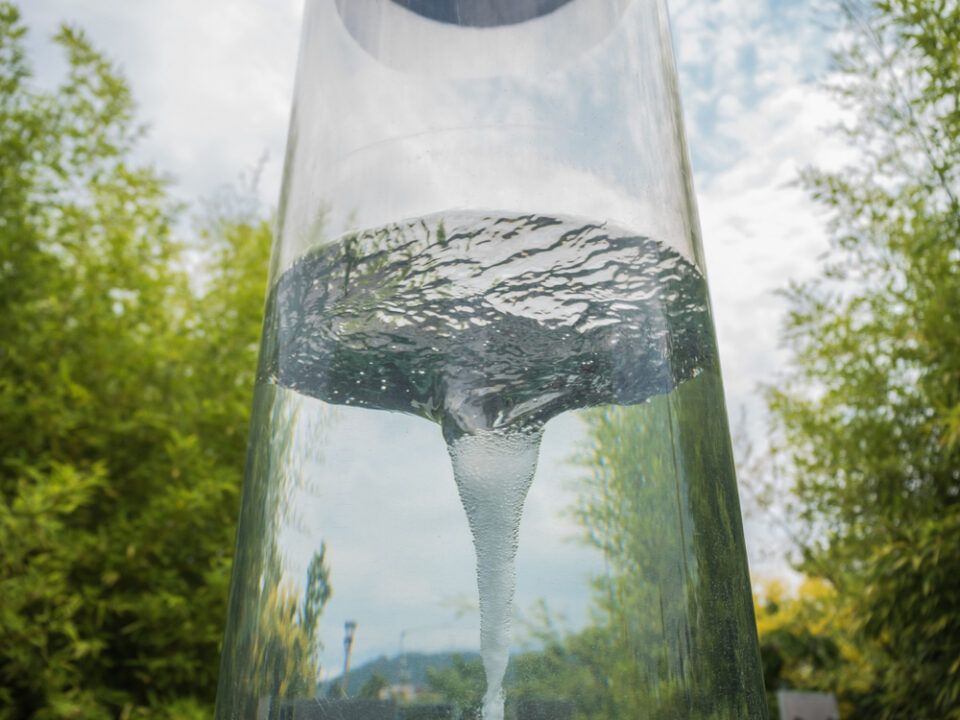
[18, 0, 851, 672]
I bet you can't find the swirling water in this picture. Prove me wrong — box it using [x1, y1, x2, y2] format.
[257, 212, 716, 719]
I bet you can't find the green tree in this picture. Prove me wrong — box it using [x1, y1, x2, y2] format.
[765, 1, 960, 717]
[0, 4, 273, 717]
[509, 621, 624, 720]
[425, 654, 485, 714]
[237, 545, 332, 702]
[566, 372, 765, 720]
[357, 672, 388, 700]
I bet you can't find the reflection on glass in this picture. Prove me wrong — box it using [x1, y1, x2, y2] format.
[214, 1, 767, 719]
[377, 0, 575, 26]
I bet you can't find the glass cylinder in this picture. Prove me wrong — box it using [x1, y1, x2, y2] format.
[214, 1, 768, 719]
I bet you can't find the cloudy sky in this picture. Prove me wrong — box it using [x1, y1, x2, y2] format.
[19, 0, 849, 669]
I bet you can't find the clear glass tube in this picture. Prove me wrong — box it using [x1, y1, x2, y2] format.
[214, 2, 768, 719]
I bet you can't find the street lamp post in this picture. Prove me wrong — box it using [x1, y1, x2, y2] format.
[341, 621, 357, 698]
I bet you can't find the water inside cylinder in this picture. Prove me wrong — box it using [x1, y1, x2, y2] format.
[257, 212, 717, 719]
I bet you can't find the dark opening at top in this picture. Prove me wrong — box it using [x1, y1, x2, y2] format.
[389, 0, 576, 27]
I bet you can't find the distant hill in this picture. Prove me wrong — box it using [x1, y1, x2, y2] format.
[323, 651, 481, 697]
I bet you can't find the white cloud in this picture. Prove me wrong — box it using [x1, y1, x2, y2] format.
[20, 0, 303, 208]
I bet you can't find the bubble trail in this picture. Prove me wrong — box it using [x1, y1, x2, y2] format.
[448, 426, 543, 720]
